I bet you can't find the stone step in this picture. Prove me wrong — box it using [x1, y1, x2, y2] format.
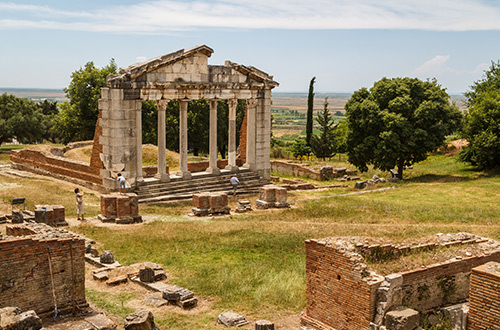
[136, 177, 264, 195]
[135, 169, 267, 203]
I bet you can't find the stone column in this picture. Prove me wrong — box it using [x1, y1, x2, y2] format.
[136, 105, 144, 184]
[178, 99, 192, 179]
[243, 98, 257, 170]
[206, 99, 220, 175]
[155, 100, 170, 182]
[225, 98, 238, 171]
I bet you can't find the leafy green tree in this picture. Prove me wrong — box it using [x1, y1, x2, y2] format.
[310, 97, 336, 160]
[345, 77, 462, 179]
[332, 119, 348, 154]
[217, 99, 246, 158]
[188, 100, 210, 156]
[460, 61, 500, 169]
[306, 77, 316, 146]
[142, 100, 158, 145]
[37, 100, 59, 143]
[52, 59, 118, 143]
[291, 138, 312, 159]
[0, 93, 44, 145]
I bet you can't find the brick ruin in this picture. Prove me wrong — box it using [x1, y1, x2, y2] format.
[0, 222, 87, 317]
[301, 233, 500, 330]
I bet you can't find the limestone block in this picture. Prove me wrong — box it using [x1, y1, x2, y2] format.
[127, 193, 139, 215]
[440, 303, 468, 330]
[275, 187, 288, 203]
[143, 292, 168, 307]
[106, 275, 128, 286]
[192, 193, 210, 209]
[140, 267, 155, 283]
[116, 196, 131, 218]
[0, 308, 42, 330]
[259, 185, 276, 202]
[85, 313, 117, 330]
[209, 193, 228, 210]
[192, 207, 209, 216]
[217, 312, 249, 327]
[385, 306, 419, 330]
[101, 195, 117, 217]
[124, 309, 160, 330]
[34, 209, 48, 224]
[116, 216, 134, 224]
[52, 205, 65, 222]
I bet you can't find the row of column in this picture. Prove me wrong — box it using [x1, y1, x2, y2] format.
[136, 98, 257, 183]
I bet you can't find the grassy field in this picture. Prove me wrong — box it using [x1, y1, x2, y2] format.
[1, 149, 499, 329]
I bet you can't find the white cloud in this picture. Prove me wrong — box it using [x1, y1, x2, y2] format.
[1, 0, 500, 33]
[414, 55, 451, 75]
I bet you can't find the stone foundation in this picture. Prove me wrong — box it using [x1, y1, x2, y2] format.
[256, 185, 289, 209]
[192, 192, 230, 216]
[98, 193, 142, 224]
[0, 223, 88, 316]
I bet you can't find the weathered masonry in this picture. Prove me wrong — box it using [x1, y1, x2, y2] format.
[301, 234, 500, 330]
[0, 223, 87, 316]
[92, 45, 278, 190]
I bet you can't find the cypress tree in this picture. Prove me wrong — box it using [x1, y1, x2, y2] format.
[306, 76, 316, 145]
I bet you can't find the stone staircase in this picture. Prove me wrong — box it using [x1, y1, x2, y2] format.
[134, 168, 268, 203]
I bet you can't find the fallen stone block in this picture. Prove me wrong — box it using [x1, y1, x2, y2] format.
[256, 200, 273, 209]
[192, 207, 209, 216]
[85, 313, 117, 330]
[100, 250, 115, 264]
[143, 292, 169, 307]
[385, 306, 419, 330]
[93, 271, 109, 281]
[97, 214, 115, 223]
[0, 307, 42, 330]
[124, 309, 160, 330]
[255, 320, 275, 330]
[178, 297, 198, 309]
[294, 183, 315, 190]
[162, 285, 194, 302]
[440, 303, 468, 330]
[154, 269, 167, 281]
[106, 275, 128, 286]
[11, 211, 23, 224]
[140, 267, 155, 283]
[217, 311, 249, 327]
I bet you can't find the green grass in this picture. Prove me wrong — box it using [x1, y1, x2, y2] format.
[2, 150, 500, 328]
[0, 144, 26, 162]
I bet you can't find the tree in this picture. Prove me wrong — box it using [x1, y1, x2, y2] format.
[306, 76, 316, 146]
[310, 97, 336, 160]
[345, 77, 462, 179]
[0, 93, 44, 145]
[291, 138, 312, 159]
[52, 59, 118, 143]
[37, 100, 59, 143]
[141, 100, 158, 145]
[459, 61, 500, 169]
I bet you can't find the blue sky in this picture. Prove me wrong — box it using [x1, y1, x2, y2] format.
[1, 1, 500, 93]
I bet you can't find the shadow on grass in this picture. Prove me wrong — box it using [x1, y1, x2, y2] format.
[407, 172, 491, 183]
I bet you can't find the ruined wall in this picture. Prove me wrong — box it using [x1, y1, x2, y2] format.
[0, 226, 87, 316]
[10, 149, 101, 185]
[468, 262, 500, 330]
[301, 238, 383, 330]
[399, 251, 500, 312]
[271, 160, 322, 180]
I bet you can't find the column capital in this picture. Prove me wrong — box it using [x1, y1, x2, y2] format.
[156, 99, 169, 111]
[246, 98, 258, 108]
[227, 98, 238, 109]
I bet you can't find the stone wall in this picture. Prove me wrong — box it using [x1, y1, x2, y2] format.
[271, 160, 321, 180]
[301, 238, 384, 330]
[399, 252, 500, 312]
[0, 223, 87, 316]
[468, 262, 500, 330]
[10, 148, 102, 186]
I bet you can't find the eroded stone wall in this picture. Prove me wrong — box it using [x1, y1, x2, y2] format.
[0, 223, 87, 316]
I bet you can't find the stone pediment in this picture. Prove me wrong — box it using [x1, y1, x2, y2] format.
[107, 45, 278, 90]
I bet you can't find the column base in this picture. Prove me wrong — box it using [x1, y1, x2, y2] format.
[241, 163, 253, 170]
[206, 167, 221, 175]
[225, 165, 239, 172]
[154, 173, 170, 182]
[176, 171, 192, 179]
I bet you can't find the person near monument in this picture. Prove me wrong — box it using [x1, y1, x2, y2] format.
[74, 188, 85, 220]
[230, 174, 240, 196]
[117, 173, 127, 194]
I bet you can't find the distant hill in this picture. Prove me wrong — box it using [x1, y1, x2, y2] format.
[0, 88, 67, 103]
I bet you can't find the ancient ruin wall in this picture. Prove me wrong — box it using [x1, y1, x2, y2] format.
[0, 229, 86, 316]
[468, 262, 500, 330]
[399, 251, 500, 312]
[301, 239, 383, 330]
[10, 149, 101, 185]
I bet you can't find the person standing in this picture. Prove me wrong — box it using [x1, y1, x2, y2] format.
[230, 174, 240, 196]
[74, 188, 85, 220]
[117, 173, 127, 194]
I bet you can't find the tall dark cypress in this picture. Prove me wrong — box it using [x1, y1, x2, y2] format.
[306, 76, 316, 146]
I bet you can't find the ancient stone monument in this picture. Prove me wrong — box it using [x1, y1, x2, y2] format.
[90, 45, 278, 191]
